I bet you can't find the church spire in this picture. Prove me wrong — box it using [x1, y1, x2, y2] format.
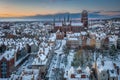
[67, 14, 70, 22]
[53, 16, 55, 26]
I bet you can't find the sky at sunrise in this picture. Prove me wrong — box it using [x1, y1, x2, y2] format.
[0, 0, 120, 17]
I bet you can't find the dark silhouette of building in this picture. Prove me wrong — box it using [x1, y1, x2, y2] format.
[81, 10, 88, 28]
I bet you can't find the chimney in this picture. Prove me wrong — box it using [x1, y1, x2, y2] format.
[113, 63, 116, 69]
[116, 66, 119, 75]
[7, 54, 9, 58]
[20, 76, 22, 80]
[101, 61, 104, 66]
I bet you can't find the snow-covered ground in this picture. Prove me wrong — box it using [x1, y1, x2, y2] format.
[64, 50, 75, 78]
[47, 40, 66, 80]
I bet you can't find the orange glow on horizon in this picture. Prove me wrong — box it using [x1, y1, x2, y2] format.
[0, 10, 65, 17]
[0, 13, 38, 17]
[0, 5, 60, 17]
[0, 11, 55, 17]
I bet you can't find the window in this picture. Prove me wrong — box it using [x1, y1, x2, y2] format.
[1, 62, 7, 78]
[1, 62, 7, 67]
[103, 74, 105, 76]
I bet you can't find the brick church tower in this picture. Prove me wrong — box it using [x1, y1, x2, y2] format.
[81, 10, 88, 28]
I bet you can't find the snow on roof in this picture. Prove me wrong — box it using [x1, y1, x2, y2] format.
[109, 36, 116, 42]
[56, 29, 60, 33]
[0, 78, 9, 80]
[66, 22, 71, 25]
[0, 49, 16, 61]
[38, 22, 44, 26]
[71, 22, 83, 26]
[85, 66, 90, 75]
[93, 32, 106, 39]
[15, 54, 29, 67]
[109, 70, 117, 77]
[118, 75, 120, 80]
[77, 66, 81, 70]
[55, 22, 62, 26]
[49, 33, 56, 42]
[89, 24, 104, 28]
[74, 33, 81, 36]
[12, 69, 39, 80]
[86, 38, 90, 45]
[0, 38, 39, 51]
[32, 57, 48, 65]
[29, 41, 34, 46]
[65, 66, 90, 80]
[112, 21, 120, 24]
[68, 67, 75, 77]
[21, 69, 39, 80]
[32, 46, 50, 65]
[81, 31, 87, 35]
[0, 41, 3, 46]
[39, 54, 46, 61]
[97, 59, 115, 73]
[66, 33, 81, 38]
[68, 37, 78, 41]
[0, 31, 5, 37]
[113, 57, 120, 68]
[22, 75, 35, 80]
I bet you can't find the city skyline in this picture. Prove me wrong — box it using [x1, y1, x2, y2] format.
[0, 0, 120, 17]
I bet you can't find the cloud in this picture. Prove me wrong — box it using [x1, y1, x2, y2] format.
[90, 10, 120, 16]
[98, 11, 120, 16]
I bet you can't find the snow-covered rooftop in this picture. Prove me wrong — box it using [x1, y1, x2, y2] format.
[89, 24, 104, 28]
[32, 44, 52, 65]
[71, 22, 83, 26]
[0, 49, 16, 61]
[11, 69, 39, 80]
[49, 33, 56, 42]
[55, 22, 63, 26]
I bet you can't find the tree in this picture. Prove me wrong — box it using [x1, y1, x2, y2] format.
[62, 45, 69, 56]
[62, 45, 69, 66]
[72, 49, 85, 67]
[109, 45, 117, 59]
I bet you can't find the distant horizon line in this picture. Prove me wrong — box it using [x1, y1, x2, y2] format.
[0, 10, 120, 18]
[0, 17, 120, 22]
